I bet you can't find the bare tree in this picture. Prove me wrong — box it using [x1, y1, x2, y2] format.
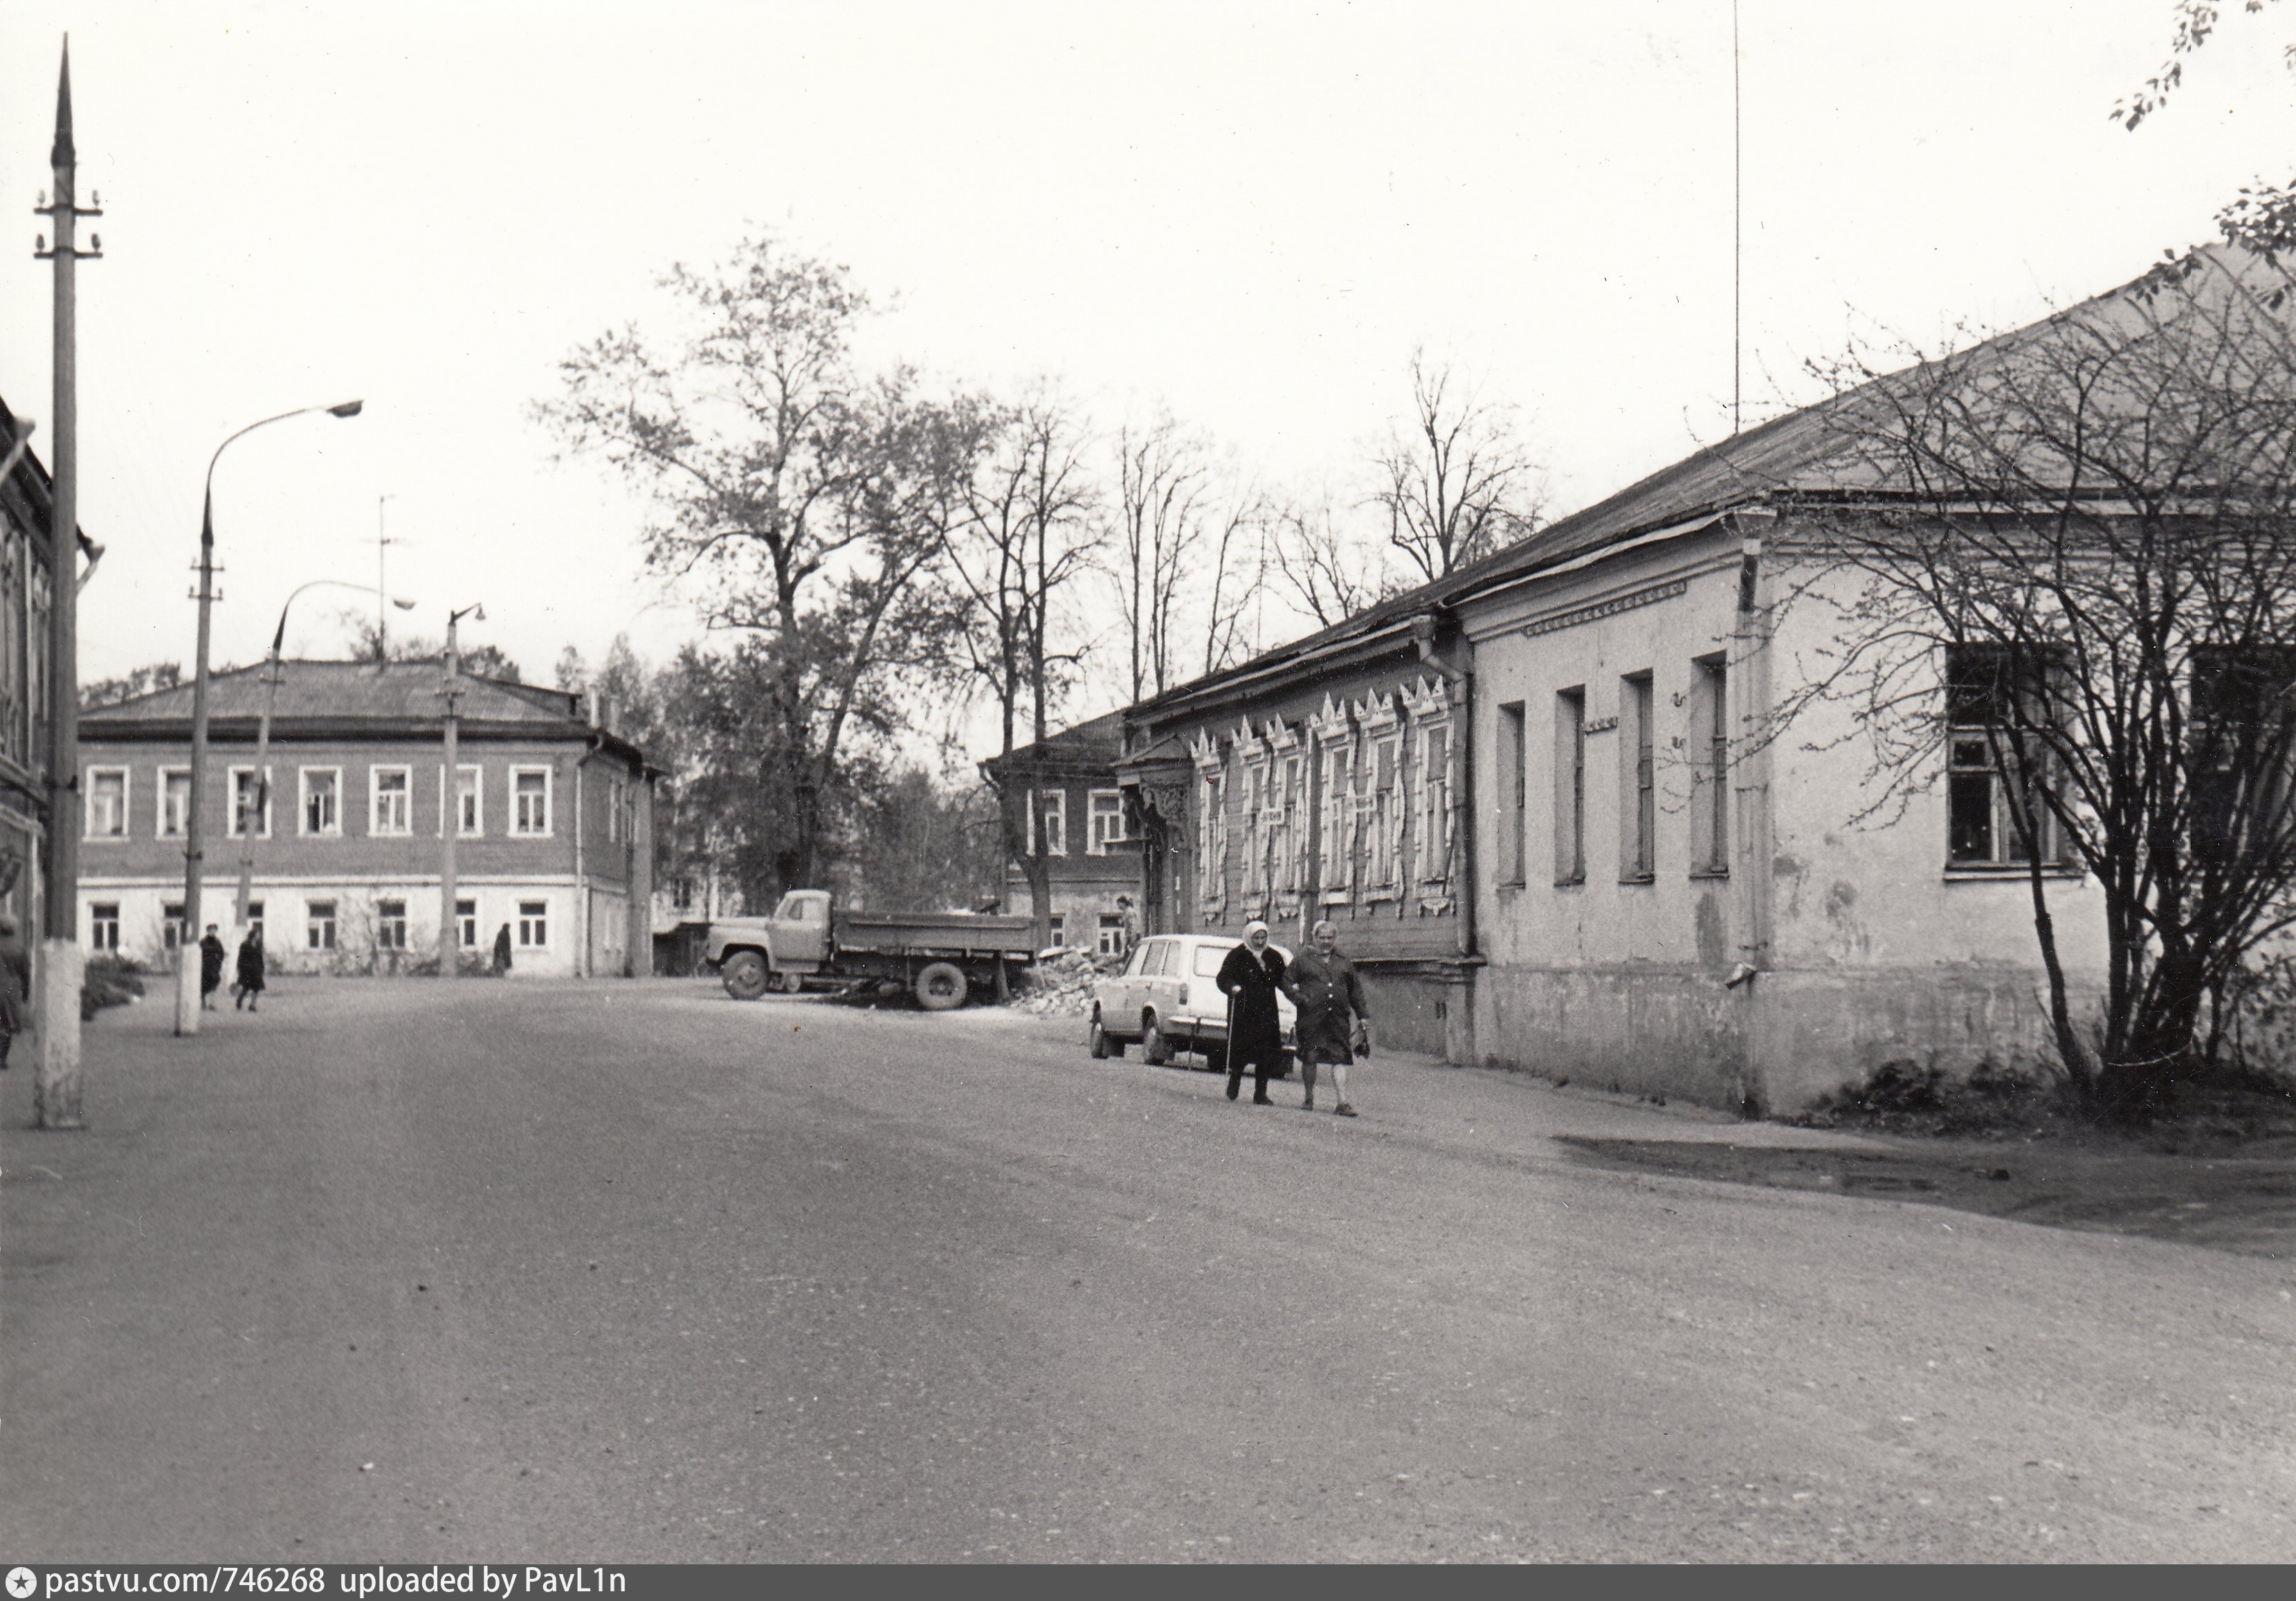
[1111, 414, 1215, 701]
[946, 390, 1098, 948]
[1778, 246, 2296, 1116]
[1200, 484, 1274, 678]
[1268, 493, 1401, 630]
[534, 234, 988, 894]
[1372, 351, 1547, 585]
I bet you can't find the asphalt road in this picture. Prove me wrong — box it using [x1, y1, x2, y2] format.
[3, 978, 2293, 1562]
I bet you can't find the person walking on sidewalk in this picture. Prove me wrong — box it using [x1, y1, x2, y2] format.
[1214, 920, 1288, 1105]
[233, 926, 266, 1012]
[198, 924, 228, 1012]
[0, 913, 28, 1070]
[491, 923, 513, 977]
[1282, 919, 1371, 1115]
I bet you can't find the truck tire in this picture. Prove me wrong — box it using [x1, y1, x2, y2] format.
[721, 951, 770, 1001]
[915, 961, 967, 1011]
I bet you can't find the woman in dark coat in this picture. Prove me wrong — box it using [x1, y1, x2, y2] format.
[491, 923, 513, 977]
[233, 928, 266, 1012]
[197, 924, 227, 1012]
[1214, 920, 1288, 1106]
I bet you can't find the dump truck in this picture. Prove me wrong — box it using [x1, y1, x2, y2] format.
[702, 889, 1037, 1009]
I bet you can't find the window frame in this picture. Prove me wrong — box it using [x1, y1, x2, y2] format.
[305, 899, 338, 952]
[300, 766, 343, 838]
[1495, 701, 1527, 886]
[157, 766, 191, 841]
[1690, 656, 1731, 877]
[89, 901, 120, 952]
[370, 764, 413, 837]
[1620, 673, 1656, 883]
[1554, 688, 1587, 886]
[517, 897, 550, 949]
[455, 897, 477, 950]
[1032, 788, 1068, 858]
[1944, 643, 2064, 870]
[83, 765, 129, 841]
[376, 897, 409, 951]
[1086, 788, 1127, 856]
[438, 762, 484, 839]
[228, 766, 274, 839]
[511, 765, 553, 838]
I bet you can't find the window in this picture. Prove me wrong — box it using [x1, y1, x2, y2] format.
[518, 899, 549, 948]
[158, 768, 190, 839]
[1691, 657, 1730, 875]
[457, 898, 477, 949]
[228, 767, 273, 839]
[162, 902, 186, 955]
[1945, 645, 2060, 867]
[1277, 753, 1303, 892]
[89, 902, 120, 952]
[246, 901, 265, 941]
[371, 766, 412, 836]
[1555, 688, 1587, 884]
[1621, 673, 1655, 881]
[1198, 768, 1227, 908]
[671, 877, 695, 912]
[1032, 789, 1068, 857]
[84, 767, 127, 839]
[1192, 943, 1231, 978]
[608, 776, 624, 844]
[306, 899, 337, 951]
[512, 767, 552, 836]
[1088, 789, 1126, 855]
[2191, 644, 2296, 866]
[1242, 759, 1266, 898]
[1318, 740, 1353, 896]
[1496, 702, 1526, 884]
[1369, 734, 1402, 892]
[1416, 721, 1452, 886]
[1097, 913, 1125, 955]
[439, 764, 482, 837]
[1046, 912, 1066, 949]
[301, 768, 341, 836]
[377, 899, 408, 951]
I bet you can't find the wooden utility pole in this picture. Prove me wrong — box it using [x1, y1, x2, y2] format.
[438, 604, 483, 979]
[35, 38, 96, 1126]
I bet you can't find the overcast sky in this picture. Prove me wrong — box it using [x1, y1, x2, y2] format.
[3, 1, 2293, 748]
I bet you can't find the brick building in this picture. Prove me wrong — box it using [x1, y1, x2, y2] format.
[78, 661, 656, 978]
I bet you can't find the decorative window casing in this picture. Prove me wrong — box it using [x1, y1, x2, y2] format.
[1403, 675, 1457, 909]
[1190, 728, 1228, 920]
[1235, 719, 1271, 914]
[1308, 695, 1356, 905]
[1356, 692, 1404, 898]
[1267, 720, 1305, 902]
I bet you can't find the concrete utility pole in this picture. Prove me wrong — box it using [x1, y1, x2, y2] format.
[438, 603, 483, 980]
[34, 38, 98, 1129]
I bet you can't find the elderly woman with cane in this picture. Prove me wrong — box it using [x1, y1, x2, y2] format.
[1214, 920, 1288, 1106]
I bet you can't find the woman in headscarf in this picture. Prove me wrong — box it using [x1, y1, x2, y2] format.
[1214, 920, 1288, 1106]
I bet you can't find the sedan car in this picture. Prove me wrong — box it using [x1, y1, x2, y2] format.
[1088, 931, 1296, 1073]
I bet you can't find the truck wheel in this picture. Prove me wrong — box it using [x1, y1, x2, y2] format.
[915, 961, 968, 1012]
[1141, 1014, 1171, 1065]
[721, 951, 769, 1001]
[1088, 1014, 1115, 1059]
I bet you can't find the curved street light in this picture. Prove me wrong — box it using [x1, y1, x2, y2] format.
[230, 579, 417, 930]
[176, 401, 364, 1036]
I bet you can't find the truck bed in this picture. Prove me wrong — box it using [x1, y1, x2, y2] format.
[832, 912, 1037, 958]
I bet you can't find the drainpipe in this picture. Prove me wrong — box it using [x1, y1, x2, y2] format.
[1728, 522, 1776, 1113]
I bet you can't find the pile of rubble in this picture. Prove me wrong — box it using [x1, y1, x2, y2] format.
[1011, 948, 1122, 1017]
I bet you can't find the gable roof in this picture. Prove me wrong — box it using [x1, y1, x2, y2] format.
[978, 708, 1126, 778]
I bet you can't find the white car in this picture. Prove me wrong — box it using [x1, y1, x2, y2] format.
[1088, 932, 1297, 1073]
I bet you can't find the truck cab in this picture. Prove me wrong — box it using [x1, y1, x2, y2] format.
[765, 890, 832, 975]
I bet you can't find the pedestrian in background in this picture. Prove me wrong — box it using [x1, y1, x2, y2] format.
[1115, 895, 1142, 956]
[1215, 920, 1287, 1105]
[233, 926, 266, 1012]
[198, 924, 227, 1012]
[1282, 919, 1371, 1116]
[0, 913, 28, 1071]
[492, 922, 513, 976]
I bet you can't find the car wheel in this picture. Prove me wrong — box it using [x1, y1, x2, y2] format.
[721, 951, 769, 1001]
[915, 960, 967, 1012]
[1088, 1013, 1114, 1059]
[1141, 1014, 1171, 1065]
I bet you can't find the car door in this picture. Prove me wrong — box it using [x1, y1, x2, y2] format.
[769, 890, 831, 972]
[1102, 937, 1151, 1036]
[1183, 938, 1238, 1043]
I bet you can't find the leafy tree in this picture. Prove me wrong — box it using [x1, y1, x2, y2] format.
[338, 611, 522, 681]
[81, 660, 181, 710]
[2116, 1, 2296, 253]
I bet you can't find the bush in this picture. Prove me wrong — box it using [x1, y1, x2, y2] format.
[82, 954, 147, 1019]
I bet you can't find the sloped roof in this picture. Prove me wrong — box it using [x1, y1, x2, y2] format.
[979, 708, 1126, 776]
[1132, 243, 2281, 720]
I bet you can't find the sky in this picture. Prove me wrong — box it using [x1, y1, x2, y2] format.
[3, 0, 2295, 753]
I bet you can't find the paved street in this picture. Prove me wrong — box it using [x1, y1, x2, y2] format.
[3, 978, 2293, 1563]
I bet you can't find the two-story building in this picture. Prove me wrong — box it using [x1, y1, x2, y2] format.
[978, 711, 1138, 954]
[78, 660, 657, 978]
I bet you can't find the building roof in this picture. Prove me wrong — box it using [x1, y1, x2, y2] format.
[978, 708, 1127, 778]
[82, 659, 653, 768]
[1130, 243, 2280, 722]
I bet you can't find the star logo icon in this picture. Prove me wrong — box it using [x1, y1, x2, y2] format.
[6, 1568, 37, 1599]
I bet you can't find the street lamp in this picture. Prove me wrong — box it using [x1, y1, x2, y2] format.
[229, 580, 417, 931]
[176, 400, 363, 1036]
[438, 603, 484, 980]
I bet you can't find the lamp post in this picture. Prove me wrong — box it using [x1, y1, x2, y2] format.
[438, 603, 484, 980]
[176, 400, 363, 1036]
[230, 580, 415, 933]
